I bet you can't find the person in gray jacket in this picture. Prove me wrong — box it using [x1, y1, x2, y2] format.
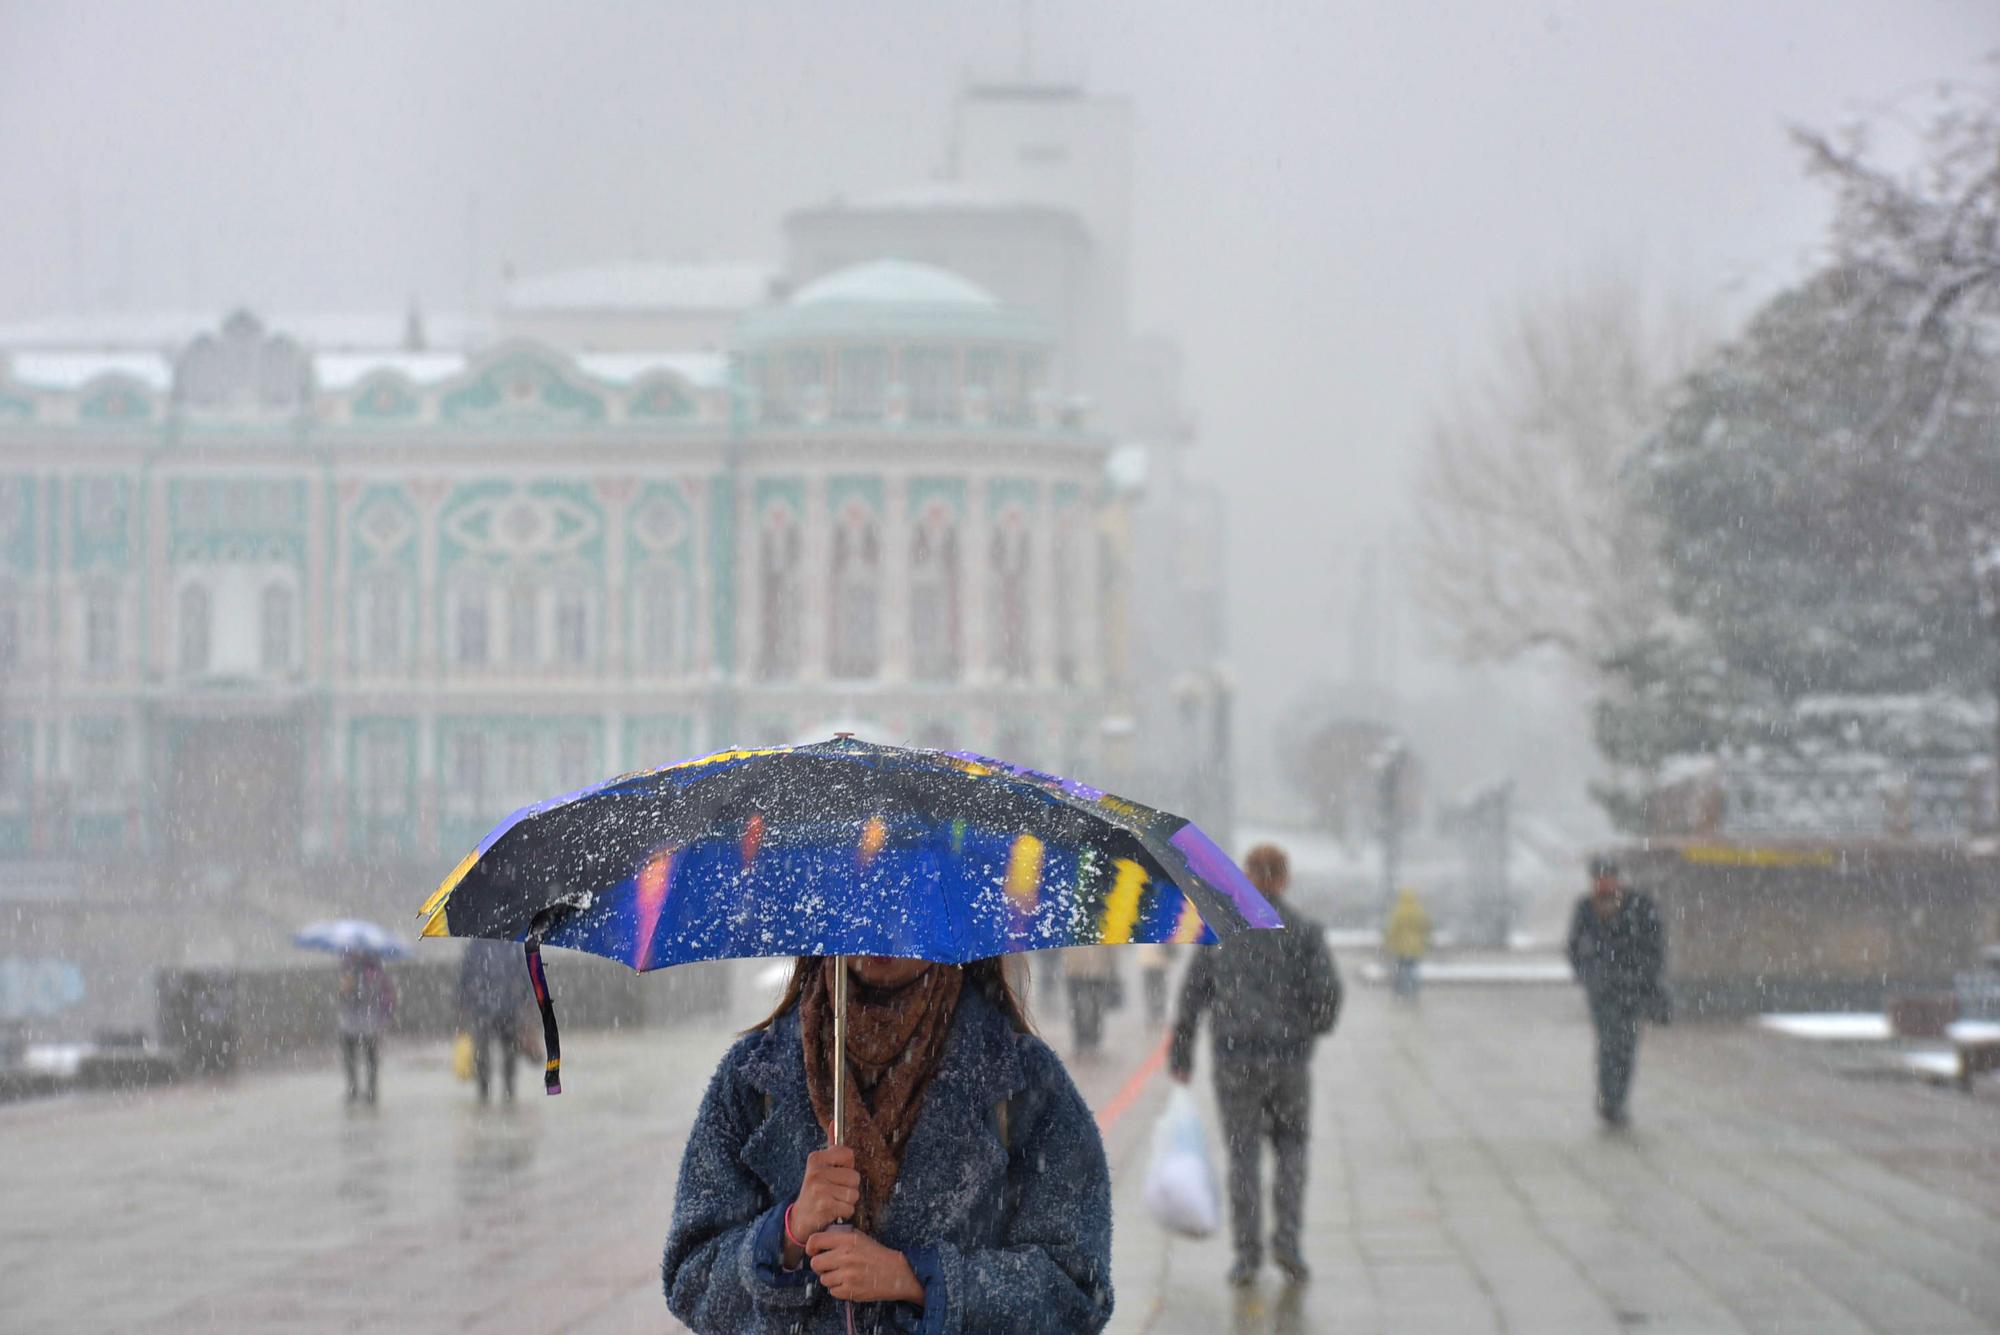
[1169, 843, 1341, 1287]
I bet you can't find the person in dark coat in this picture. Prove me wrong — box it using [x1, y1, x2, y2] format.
[1169, 843, 1342, 1288]
[1566, 857, 1667, 1127]
[457, 938, 526, 1103]
[662, 955, 1113, 1334]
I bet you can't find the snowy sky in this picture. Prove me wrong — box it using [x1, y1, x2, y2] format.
[0, 0, 1991, 809]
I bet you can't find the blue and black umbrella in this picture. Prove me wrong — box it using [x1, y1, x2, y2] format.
[417, 735, 1279, 1103]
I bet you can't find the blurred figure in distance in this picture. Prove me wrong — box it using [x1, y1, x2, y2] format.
[1383, 886, 1433, 1001]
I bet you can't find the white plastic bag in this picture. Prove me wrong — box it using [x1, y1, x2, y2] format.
[1143, 1085, 1221, 1238]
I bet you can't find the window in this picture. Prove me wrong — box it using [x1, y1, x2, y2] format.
[0, 724, 28, 797]
[905, 347, 956, 423]
[828, 511, 881, 680]
[785, 349, 824, 419]
[508, 582, 539, 667]
[640, 568, 684, 675]
[454, 584, 489, 667]
[910, 516, 961, 682]
[506, 733, 536, 801]
[77, 726, 121, 790]
[990, 521, 1032, 682]
[556, 732, 590, 790]
[450, 733, 487, 812]
[360, 732, 405, 820]
[0, 586, 17, 671]
[84, 586, 118, 676]
[758, 510, 803, 681]
[363, 575, 404, 670]
[79, 478, 122, 541]
[1053, 516, 1081, 686]
[965, 350, 1009, 422]
[835, 347, 887, 421]
[555, 588, 589, 667]
[260, 584, 293, 673]
[178, 584, 211, 675]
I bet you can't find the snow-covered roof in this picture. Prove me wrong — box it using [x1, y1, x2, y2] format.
[314, 352, 468, 390]
[844, 182, 1067, 214]
[5, 352, 172, 391]
[0, 309, 483, 353]
[503, 262, 777, 313]
[574, 352, 730, 390]
[792, 259, 999, 310]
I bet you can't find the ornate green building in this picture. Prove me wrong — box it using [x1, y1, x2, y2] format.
[0, 263, 1127, 904]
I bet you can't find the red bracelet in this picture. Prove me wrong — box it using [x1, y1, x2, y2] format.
[784, 1202, 806, 1249]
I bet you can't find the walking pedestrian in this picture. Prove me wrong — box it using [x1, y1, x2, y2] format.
[1169, 843, 1342, 1287]
[336, 950, 394, 1106]
[1061, 945, 1119, 1058]
[457, 937, 526, 1104]
[1383, 886, 1432, 1001]
[662, 954, 1114, 1332]
[1135, 943, 1171, 1026]
[1566, 857, 1666, 1128]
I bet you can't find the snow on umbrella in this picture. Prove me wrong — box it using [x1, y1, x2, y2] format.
[414, 734, 1282, 1108]
[295, 919, 412, 960]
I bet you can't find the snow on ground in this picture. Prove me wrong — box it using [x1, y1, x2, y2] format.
[1356, 959, 1574, 985]
[1758, 1013, 1894, 1041]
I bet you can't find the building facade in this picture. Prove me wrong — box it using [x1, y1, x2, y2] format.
[0, 264, 1123, 912]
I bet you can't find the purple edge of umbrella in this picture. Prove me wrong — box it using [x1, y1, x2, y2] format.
[1169, 824, 1283, 929]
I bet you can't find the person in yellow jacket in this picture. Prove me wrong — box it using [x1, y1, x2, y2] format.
[1383, 887, 1433, 1001]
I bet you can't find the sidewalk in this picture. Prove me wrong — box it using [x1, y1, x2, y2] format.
[5, 958, 1997, 1332]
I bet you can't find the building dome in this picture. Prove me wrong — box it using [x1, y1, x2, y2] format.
[792, 259, 999, 309]
[740, 258, 1047, 347]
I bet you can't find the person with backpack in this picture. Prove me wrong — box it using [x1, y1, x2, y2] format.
[662, 954, 1114, 1332]
[1169, 843, 1342, 1288]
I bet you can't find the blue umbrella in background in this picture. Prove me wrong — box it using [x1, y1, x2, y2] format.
[295, 919, 411, 960]
[417, 735, 1279, 1112]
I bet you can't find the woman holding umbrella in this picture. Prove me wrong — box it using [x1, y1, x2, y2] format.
[662, 951, 1112, 1332]
[417, 738, 1282, 1332]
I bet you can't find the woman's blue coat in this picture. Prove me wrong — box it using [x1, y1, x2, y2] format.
[662, 986, 1114, 1334]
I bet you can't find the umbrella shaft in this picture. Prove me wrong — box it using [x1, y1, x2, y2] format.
[831, 954, 847, 1147]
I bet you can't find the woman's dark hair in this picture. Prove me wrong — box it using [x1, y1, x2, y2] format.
[748, 955, 1035, 1035]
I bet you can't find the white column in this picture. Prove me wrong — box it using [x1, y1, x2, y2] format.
[801, 471, 827, 685]
[1030, 481, 1056, 688]
[964, 475, 990, 685]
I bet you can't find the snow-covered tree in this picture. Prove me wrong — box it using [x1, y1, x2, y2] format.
[1414, 277, 1703, 671]
[1593, 77, 2000, 832]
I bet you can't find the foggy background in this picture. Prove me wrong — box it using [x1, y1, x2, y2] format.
[3, 0, 1986, 822]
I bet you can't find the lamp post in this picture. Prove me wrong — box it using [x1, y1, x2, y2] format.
[1371, 736, 1408, 926]
[1975, 544, 2000, 831]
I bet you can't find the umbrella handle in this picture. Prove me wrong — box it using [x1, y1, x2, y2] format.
[525, 938, 562, 1096]
[830, 953, 847, 1148]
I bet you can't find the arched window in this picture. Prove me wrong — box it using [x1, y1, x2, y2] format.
[84, 584, 119, 676]
[508, 580, 540, 667]
[554, 585, 590, 667]
[639, 566, 685, 676]
[178, 583, 211, 675]
[361, 572, 405, 671]
[758, 509, 803, 680]
[1052, 513, 1082, 686]
[828, 509, 881, 680]
[910, 513, 960, 682]
[259, 583, 293, 673]
[0, 582, 19, 670]
[990, 519, 1032, 682]
[452, 580, 490, 668]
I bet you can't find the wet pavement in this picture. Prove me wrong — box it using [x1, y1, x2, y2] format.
[5, 961, 1997, 1333]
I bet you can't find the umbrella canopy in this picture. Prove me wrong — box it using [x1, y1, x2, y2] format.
[295, 919, 411, 959]
[418, 736, 1278, 967]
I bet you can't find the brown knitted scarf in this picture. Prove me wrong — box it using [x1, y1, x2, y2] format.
[800, 960, 964, 1233]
